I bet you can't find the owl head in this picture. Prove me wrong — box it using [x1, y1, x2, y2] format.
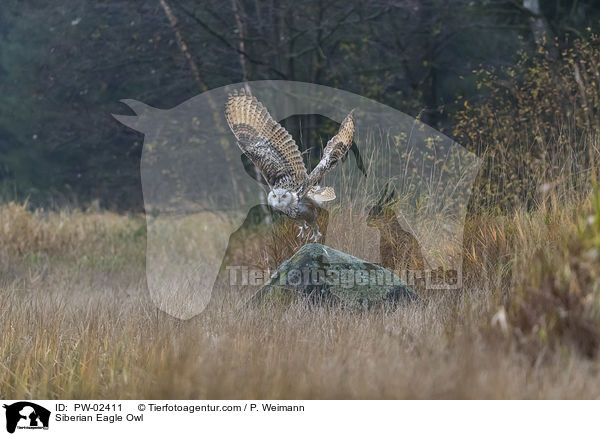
[268, 188, 297, 211]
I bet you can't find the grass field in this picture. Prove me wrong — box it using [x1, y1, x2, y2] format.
[2, 161, 600, 399]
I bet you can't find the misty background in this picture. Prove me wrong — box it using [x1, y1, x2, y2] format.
[1, 0, 599, 210]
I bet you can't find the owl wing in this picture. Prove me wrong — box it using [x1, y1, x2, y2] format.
[225, 89, 308, 190]
[298, 110, 355, 198]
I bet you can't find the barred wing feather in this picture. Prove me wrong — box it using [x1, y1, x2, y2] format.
[299, 110, 355, 198]
[225, 89, 308, 190]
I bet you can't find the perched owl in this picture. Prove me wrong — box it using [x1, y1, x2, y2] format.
[225, 89, 355, 241]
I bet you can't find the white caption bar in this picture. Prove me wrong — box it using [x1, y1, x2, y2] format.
[0, 400, 595, 435]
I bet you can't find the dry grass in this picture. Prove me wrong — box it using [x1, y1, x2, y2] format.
[2, 182, 600, 399]
[5, 30, 600, 401]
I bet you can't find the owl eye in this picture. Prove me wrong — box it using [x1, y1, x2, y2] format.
[282, 193, 287, 198]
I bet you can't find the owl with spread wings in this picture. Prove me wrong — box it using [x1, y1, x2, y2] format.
[225, 89, 355, 241]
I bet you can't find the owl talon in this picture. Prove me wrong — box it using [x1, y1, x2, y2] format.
[297, 223, 313, 239]
[311, 225, 322, 242]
